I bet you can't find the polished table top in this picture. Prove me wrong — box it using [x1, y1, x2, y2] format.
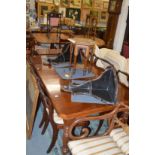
[32, 33, 105, 47]
[32, 33, 70, 44]
[29, 56, 129, 120]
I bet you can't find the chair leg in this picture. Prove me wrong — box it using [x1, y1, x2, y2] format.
[46, 123, 59, 153]
[39, 108, 46, 128]
[41, 118, 49, 135]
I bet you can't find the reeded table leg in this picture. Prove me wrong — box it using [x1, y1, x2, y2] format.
[62, 125, 70, 155]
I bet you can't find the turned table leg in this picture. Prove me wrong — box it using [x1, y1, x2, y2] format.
[62, 125, 70, 155]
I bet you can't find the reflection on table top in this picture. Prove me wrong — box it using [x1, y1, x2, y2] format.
[28, 56, 129, 120]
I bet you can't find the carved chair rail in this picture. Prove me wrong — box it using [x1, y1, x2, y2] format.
[68, 101, 129, 141]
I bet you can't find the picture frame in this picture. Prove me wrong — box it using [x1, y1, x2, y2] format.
[90, 10, 99, 18]
[61, 0, 70, 7]
[93, 0, 104, 10]
[26, 3, 30, 14]
[99, 11, 108, 23]
[82, 0, 92, 8]
[59, 7, 66, 17]
[80, 8, 90, 23]
[66, 8, 81, 21]
[37, 2, 54, 18]
[53, 0, 60, 6]
[70, 0, 81, 8]
[103, 1, 109, 10]
[26, 64, 39, 139]
[45, 0, 54, 3]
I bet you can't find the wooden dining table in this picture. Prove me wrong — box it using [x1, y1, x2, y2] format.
[28, 55, 129, 154]
[32, 33, 105, 48]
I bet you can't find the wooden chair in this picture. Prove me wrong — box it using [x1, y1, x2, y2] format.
[68, 102, 129, 155]
[84, 15, 98, 40]
[94, 47, 129, 87]
[27, 57, 90, 153]
[36, 77, 90, 153]
[47, 11, 62, 38]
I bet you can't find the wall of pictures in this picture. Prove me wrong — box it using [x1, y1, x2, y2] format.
[26, 0, 37, 28]
[58, 0, 109, 24]
[35, 0, 109, 25]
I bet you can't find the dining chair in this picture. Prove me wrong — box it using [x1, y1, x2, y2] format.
[27, 58, 90, 153]
[47, 11, 62, 39]
[68, 101, 129, 155]
[36, 77, 90, 153]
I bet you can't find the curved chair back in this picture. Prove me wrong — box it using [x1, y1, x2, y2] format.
[95, 47, 129, 87]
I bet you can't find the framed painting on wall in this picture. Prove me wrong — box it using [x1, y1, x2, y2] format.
[93, 0, 104, 10]
[82, 0, 92, 8]
[61, 0, 70, 7]
[37, 2, 54, 18]
[66, 8, 81, 21]
[26, 3, 30, 14]
[80, 8, 90, 24]
[26, 64, 39, 139]
[59, 7, 66, 17]
[70, 0, 81, 8]
[103, 1, 109, 10]
[45, 0, 53, 3]
[54, 0, 60, 6]
[99, 11, 108, 23]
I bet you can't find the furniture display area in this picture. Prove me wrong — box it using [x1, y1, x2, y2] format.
[27, 54, 129, 154]
[27, 0, 109, 40]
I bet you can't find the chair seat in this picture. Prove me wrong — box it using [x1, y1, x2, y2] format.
[68, 128, 129, 155]
[53, 110, 64, 124]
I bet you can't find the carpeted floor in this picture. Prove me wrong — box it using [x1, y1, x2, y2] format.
[26, 103, 108, 155]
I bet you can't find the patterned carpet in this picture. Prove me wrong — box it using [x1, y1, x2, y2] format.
[26, 103, 108, 155]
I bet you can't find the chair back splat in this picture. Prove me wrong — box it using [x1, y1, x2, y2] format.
[47, 11, 62, 39]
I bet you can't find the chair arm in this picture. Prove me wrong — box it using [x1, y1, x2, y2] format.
[68, 101, 128, 140]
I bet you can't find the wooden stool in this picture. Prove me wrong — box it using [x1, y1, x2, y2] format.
[69, 38, 95, 71]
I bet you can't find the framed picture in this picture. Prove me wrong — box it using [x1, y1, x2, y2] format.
[82, 0, 92, 8]
[37, 2, 54, 18]
[103, 1, 109, 10]
[26, 3, 30, 14]
[59, 7, 66, 17]
[80, 9, 90, 23]
[53, 0, 60, 6]
[45, 0, 53, 3]
[26, 64, 39, 139]
[90, 10, 99, 17]
[61, 0, 70, 7]
[70, 0, 81, 8]
[93, 0, 103, 10]
[66, 8, 81, 21]
[99, 11, 108, 23]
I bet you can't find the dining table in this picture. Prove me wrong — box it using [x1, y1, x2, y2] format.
[32, 32, 105, 48]
[28, 55, 129, 154]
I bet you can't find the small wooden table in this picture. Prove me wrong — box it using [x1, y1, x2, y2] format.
[29, 55, 128, 154]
